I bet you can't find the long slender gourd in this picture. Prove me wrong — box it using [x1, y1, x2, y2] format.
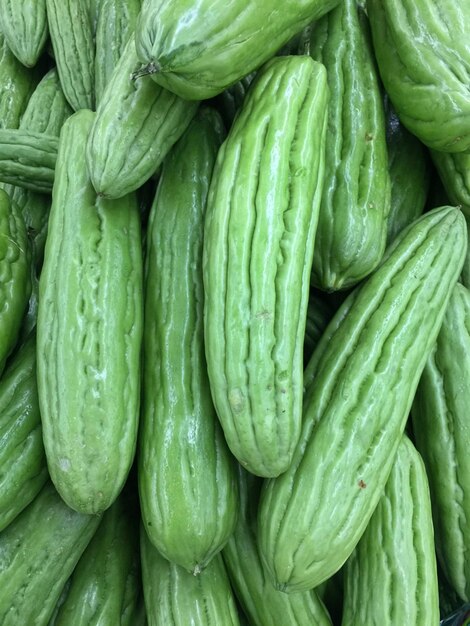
[430, 151, 470, 216]
[367, 0, 470, 153]
[141, 526, 240, 626]
[203, 55, 328, 478]
[37, 110, 143, 515]
[0, 0, 48, 67]
[258, 205, 467, 592]
[0, 482, 102, 626]
[86, 35, 198, 199]
[412, 282, 470, 602]
[309, 0, 390, 291]
[0, 333, 47, 531]
[139, 108, 238, 574]
[341, 436, 439, 625]
[223, 466, 333, 626]
[45, 0, 95, 111]
[134, 0, 340, 100]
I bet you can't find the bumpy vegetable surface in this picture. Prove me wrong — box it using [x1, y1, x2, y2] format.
[367, 0, 470, 153]
[134, 0, 340, 99]
[86, 35, 198, 199]
[342, 436, 439, 624]
[139, 108, 238, 574]
[309, 0, 390, 291]
[0, 482, 102, 626]
[412, 282, 470, 602]
[258, 205, 467, 592]
[203, 55, 328, 477]
[37, 110, 143, 514]
[431, 150, 470, 216]
[0, 0, 48, 67]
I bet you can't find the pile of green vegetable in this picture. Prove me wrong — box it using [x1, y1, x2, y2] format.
[0, 0, 469, 624]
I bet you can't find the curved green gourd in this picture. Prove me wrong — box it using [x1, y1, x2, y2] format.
[412, 282, 470, 602]
[258, 205, 467, 593]
[45, 0, 95, 111]
[0, 482, 102, 626]
[203, 55, 328, 478]
[139, 108, 238, 574]
[86, 35, 198, 199]
[95, 0, 142, 104]
[341, 436, 439, 625]
[0, 333, 47, 531]
[37, 110, 143, 515]
[0, 0, 48, 67]
[223, 466, 333, 626]
[141, 526, 240, 626]
[367, 0, 470, 153]
[430, 150, 470, 216]
[134, 0, 340, 100]
[461, 216, 470, 289]
[309, 0, 390, 291]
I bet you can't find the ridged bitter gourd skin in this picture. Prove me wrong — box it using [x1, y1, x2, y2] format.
[141, 526, 240, 626]
[86, 35, 198, 199]
[134, 0, 341, 100]
[223, 466, 333, 626]
[367, 0, 470, 153]
[430, 150, 470, 216]
[309, 0, 390, 291]
[139, 108, 238, 574]
[0, 482, 102, 626]
[37, 110, 143, 515]
[45, 0, 95, 111]
[203, 55, 328, 478]
[0, 333, 47, 532]
[341, 436, 439, 625]
[0, 0, 48, 67]
[258, 205, 467, 592]
[412, 282, 470, 603]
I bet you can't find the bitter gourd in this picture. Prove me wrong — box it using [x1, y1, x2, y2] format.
[0, 0, 48, 67]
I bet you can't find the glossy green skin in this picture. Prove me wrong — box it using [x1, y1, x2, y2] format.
[0, 128, 57, 193]
[412, 283, 470, 602]
[0, 333, 47, 531]
[95, 0, 141, 104]
[223, 466, 332, 626]
[0, 0, 48, 67]
[367, 0, 470, 153]
[37, 110, 143, 514]
[258, 206, 467, 592]
[0, 32, 38, 128]
[46, 0, 95, 111]
[139, 108, 238, 573]
[86, 35, 198, 199]
[385, 97, 430, 244]
[0, 188, 31, 373]
[54, 492, 141, 626]
[141, 526, 240, 626]
[342, 436, 439, 624]
[309, 0, 390, 291]
[0, 482, 102, 626]
[431, 150, 470, 216]
[135, 0, 340, 99]
[203, 56, 328, 477]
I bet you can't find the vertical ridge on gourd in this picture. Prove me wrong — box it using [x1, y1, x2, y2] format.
[45, 0, 95, 111]
[0, 482, 102, 626]
[86, 35, 198, 199]
[134, 0, 341, 99]
[0, 0, 48, 67]
[141, 526, 240, 626]
[412, 282, 470, 602]
[258, 206, 467, 592]
[222, 465, 333, 626]
[430, 150, 470, 216]
[139, 108, 239, 574]
[367, 0, 470, 153]
[0, 333, 47, 532]
[309, 0, 390, 291]
[341, 436, 439, 625]
[37, 110, 143, 515]
[203, 55, 329, 477]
